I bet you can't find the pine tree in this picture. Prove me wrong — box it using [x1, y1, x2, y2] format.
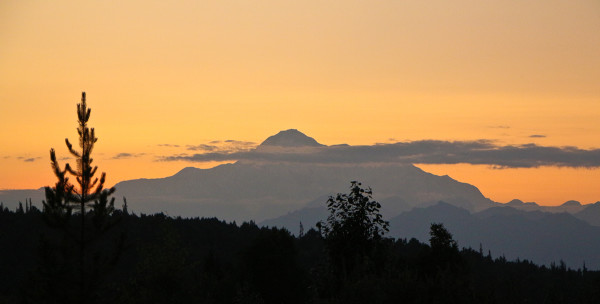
[299, 221, 304, 238]
[122, 196, 129, 216]
[42, 92, 117, 303]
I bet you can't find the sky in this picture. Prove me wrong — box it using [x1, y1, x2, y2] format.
[1, 0, 599, 206]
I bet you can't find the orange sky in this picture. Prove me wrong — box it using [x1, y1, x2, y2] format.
[1, 0, 599, 206]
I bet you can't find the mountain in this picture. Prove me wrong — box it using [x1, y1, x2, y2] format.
[2, 129, 597, 226]
[260, 195, 418, 235]
[115, 160, 497, 222]
[505, 199, 540, 209]
[388, 202, 476, 242]
[388, 203, 600, 269]
[0, 189, 45, 210]
[574, 202, 600, 226]
[259, 129, 324, 147]
[112, 130, 497, 222]
[562, 200, 582, 207]
[501, 198, 592, 215]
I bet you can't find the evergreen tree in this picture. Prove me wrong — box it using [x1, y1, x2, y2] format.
[42, 92, 118, 303]
[299, 221, 304, 238]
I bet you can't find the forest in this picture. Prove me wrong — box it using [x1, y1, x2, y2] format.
[1, 198, 599, 304]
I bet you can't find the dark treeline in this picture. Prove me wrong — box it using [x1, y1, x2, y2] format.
[1, 204, 599, 304]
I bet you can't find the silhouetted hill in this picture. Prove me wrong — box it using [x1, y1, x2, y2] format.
[475, 206, 547, 221]
[574, 202, 600, 226]
[501, 199, 589, 214]
[389, 202, 477, 242]
[260, 195, 417, 235]
[562, 200, 582, 207]
[388, 203, 600, 269]
[260, 206, 327, 235]
[506, 199, 539, 207]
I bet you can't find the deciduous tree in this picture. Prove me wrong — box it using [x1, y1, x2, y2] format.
[317, 181, 389, 287]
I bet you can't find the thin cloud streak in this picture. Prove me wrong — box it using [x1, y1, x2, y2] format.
[159, 140, 600, 168]
[113, 153, 146, 159]
[158, 144, 181, 148]
[15, 156, 42, 162]
[186, 140, 257, 153]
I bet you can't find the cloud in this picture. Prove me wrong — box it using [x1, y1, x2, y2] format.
[158, 144, 181, 148]
[529, 134, 546, 138]
[186, 140, 257, 154]
[113, 153, 145, 159]
[187, 144, 219, 152]
[159, 140, 600, 169]
[15, 156, 41, 162]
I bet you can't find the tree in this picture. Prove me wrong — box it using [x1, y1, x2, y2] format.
[317, 181, 388, 245]
[42, 92, 118, 303]
[429, 223, 457, 251]
[317, 181, 389, 286]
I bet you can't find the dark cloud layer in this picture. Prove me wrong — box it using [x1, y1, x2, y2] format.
[529, 134, 546, 138]
[160, 140, 600, 168]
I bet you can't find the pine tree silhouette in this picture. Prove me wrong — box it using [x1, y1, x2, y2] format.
[42, 92, 117, 304]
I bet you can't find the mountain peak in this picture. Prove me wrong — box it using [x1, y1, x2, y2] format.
[259, 129, 324, 147]
[561, 200, 581, 207]
[507, 199, 524, 206]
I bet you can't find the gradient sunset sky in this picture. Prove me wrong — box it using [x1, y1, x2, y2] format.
[1, 0, 599, 206]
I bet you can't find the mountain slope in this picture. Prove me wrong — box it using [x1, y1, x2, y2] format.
[574, 202, 600, 226]
[116, 161, 497, 222]
[388, 203, 600, 269]
[0, 189, 45, 210]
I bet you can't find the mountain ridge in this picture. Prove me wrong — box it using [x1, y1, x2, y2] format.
[0, 129, 598, 225]
[387, 202, 600, 269]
